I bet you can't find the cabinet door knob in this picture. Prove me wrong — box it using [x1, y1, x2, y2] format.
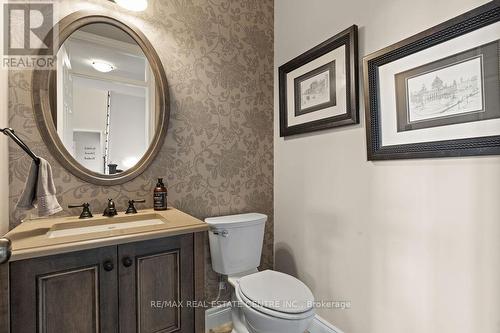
[122, 257, 133, 267]
[103, 261, 114, 271]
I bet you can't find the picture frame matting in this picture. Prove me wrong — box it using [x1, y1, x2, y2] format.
[363, 1, 500, 160]
[279, 25, 359, 137]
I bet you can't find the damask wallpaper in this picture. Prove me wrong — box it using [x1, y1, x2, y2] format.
[8, 0, 274, 301]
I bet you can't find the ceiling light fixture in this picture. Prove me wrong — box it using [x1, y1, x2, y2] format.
[91, 61, 115, 73]
[112, 0, 148, 12]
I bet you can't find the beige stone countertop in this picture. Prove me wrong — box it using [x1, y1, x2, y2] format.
[5, 208, 208, 262]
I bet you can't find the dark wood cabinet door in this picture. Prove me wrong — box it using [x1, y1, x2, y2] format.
[10, 246, 119, 333]
[118, 235, 194, 333]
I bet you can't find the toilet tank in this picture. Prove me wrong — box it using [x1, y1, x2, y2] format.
[205, 213, 267, 275]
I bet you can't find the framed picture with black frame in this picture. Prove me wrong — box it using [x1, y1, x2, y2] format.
[279, 25, 359, 137]
[364, 1, 500, 160]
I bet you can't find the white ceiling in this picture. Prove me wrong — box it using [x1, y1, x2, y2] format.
[62, 23, 150, 83]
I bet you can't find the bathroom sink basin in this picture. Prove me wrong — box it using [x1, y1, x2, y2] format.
[46, 216, 165, 238]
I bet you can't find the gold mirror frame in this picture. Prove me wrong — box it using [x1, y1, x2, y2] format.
[32, 11, 169, 186]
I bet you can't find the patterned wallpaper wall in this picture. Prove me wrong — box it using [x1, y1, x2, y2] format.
[8, 0, 274, 300]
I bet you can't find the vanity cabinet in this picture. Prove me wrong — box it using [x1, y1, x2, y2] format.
[10, 246, 118, 333]
[8, 233, 202, 333]
[118, 235, 194, 333]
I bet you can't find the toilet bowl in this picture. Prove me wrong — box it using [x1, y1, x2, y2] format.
[205, 213, 315, 333]
[234, 270, 315, 333]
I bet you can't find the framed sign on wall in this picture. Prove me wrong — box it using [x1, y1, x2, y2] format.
[363, 1, 500, 160]
[279, 25, 359, 137]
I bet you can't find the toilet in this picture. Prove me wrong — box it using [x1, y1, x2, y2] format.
[205, 213, 315, 333]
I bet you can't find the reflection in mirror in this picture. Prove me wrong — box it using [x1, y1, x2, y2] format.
[56, 23, 156, 175]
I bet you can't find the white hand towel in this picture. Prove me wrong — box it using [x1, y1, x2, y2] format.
[16, 158, 63, 217]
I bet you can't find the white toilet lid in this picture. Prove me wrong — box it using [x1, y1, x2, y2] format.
[239, 270, 314, 314]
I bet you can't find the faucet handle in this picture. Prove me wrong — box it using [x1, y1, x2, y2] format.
[125, 199, 146, 214]
[68, 203, 93, 219]
[103, 199, 118, 217]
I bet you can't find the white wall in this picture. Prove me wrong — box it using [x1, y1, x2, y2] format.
[70, 76, 147, 172]
[71, 83, 108, 173]
[72, 83, 109, 134]
[108, 91, 147, 170]
[274, 1, 500, 333]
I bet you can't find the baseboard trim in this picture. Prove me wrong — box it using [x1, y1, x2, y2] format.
[206, 304, 343, 333]
[308, 315, 344, 333]
[205, 302, 232, 332]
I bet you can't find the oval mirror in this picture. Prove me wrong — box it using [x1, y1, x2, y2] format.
[33, 13, 169, 185]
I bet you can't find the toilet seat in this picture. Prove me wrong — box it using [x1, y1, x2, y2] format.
[237, 287, 315, 320]
[236, 270, 315, 320]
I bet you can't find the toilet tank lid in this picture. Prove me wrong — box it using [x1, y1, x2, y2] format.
[205, 213, 267, 228]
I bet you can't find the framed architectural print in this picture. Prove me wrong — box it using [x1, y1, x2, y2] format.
[279, 25, 359, 137]
[364, 1, 500, 160]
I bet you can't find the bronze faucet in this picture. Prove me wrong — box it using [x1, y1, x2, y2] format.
[103, 199, 118, 217]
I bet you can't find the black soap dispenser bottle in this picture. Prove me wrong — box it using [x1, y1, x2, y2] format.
[153, 178, 168, 211]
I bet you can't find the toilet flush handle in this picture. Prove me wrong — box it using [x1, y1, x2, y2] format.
[212, 229, 229, 237]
